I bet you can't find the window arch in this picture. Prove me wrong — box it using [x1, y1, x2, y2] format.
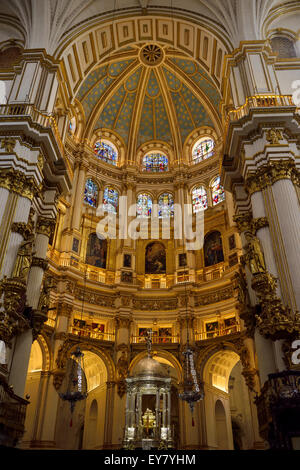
[158, 193, 174, 218]
[103, 187, 119, 213]
[211, 176, 225, 206]
[94, 140, 118, 165]
[192, 186, 208, 212]
[270, 36, 296, 58]
[137, 193, 153, 218]
[142, 152, 169, 172]
[84, 179, 99, 208]
[192, 137, 215, 164]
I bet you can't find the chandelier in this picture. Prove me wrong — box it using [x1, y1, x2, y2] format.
[178, 258, 204, 419]
[59, 346, 88, 423]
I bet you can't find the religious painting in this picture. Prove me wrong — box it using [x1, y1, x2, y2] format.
[91, 323, 105, 333]
[229, 234, 236, 251]
[121, 271, 133, 284]
[179, 253, 187, 267]
[85, 233, 107, 269]
[159, 327, 172, 343]
[204, 231, 224, 267]
[138, 327, 148, 342]
[205, 321, 219, 338]
[72, 237, 79, 253]
[224, 317, 237, 335]
[73, 318, 86, 329]
[145, 242, 166, 274]
[123, 254, 132, 268]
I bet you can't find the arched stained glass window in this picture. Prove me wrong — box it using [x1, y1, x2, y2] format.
[158, 193, 174, 218]
[103, 187, 119, 213]
[192, 186, 207, 213]
[84, 179, 98, 208]
[192, 137, 215, 164]
[137, 193, 153, 218]
[94, 141, 118, 165]
[211, 176, 225, 206]
[142, 153, 168, 172]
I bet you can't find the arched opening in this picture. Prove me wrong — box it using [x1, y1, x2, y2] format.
[215, 400, 229, 450]
[55, 350, 108, 450]
[22, 340, 44, 447]
[202, 349, 255, 450]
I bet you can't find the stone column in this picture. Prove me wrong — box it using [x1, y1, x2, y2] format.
[103, 381, 116, 448]
[162, 392, 166, 428]
[271, 177, 300, 311]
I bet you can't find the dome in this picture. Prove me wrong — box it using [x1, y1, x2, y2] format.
[131, 355, 167, 378]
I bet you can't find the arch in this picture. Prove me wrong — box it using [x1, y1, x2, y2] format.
[192, 136, 215, 164]
[145, 241, 166, 274]
[215, 399, 229, 449]
[129, 349, 183, 383]
[204, 230, 224, 267]
[93, 139, 118, 166]
[269, 35, 297, 58]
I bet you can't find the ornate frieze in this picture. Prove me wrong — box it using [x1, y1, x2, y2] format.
[73, 286, 115, 307]
[0, 278, 30, 345]
[194, 286, 234, 307]
[0, 169, 40, 200]
[1, 137, 16, 153]
[132, 298, 178, 311]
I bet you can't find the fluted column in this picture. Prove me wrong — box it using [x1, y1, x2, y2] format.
[272, 177, 300, 310]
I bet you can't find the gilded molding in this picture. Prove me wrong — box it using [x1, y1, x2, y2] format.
[31, 256, 49, 270]
[194, 286, 234, 307]
[234, 213, 269, 235]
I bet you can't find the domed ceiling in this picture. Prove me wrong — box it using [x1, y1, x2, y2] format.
[76, 44, 221, 151]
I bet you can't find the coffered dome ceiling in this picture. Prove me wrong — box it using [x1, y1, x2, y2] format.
[75, 44, 222, 152]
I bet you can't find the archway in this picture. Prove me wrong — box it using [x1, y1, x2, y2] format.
[215, 400, 229, 449]
[55, 350, 108, 450]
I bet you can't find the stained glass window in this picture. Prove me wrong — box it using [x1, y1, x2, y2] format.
[211, 176, 225, 206]
[68, 117, 76, 135]
[142, 153, 168, 172]
[84, 179, 98, 208]
[192, 138, 215, 164]
[192, 186, 207, 213]
[103, 187, 119, 213]
[137, 193, 153, 218]
[158, 193, 174, 218]
[94, 141, 118, 165]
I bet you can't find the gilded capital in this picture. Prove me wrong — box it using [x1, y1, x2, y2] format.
[0, 169, 40, 200]
[245, 159, 298, 195]
[36, 216, 56, 238]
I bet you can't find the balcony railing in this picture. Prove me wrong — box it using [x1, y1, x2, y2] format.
[70, 326, 115, 342]
[0, 375, 29, 445]
[225, 94, 295, 128]
[195, 323, 240, 341]
[131, 334, 179, 344]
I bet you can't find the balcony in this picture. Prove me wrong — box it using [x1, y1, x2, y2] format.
[0, 375, 29, 447]
[70, 326, 115, 342]
[131, 334, 179, 345]
[195, 323, 241, 341]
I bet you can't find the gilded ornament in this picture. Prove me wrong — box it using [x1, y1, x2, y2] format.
[266, 128, 283, 145]
[244, 232, 266, 275]
[36, 216, 56, 238]
[11, 234, 35, 283]
[1, 138, 16, 153]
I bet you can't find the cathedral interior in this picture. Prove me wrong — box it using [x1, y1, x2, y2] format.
[0, 0, 300, 451]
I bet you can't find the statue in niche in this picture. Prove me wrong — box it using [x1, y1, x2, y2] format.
[11, 234, 35, 282]
[244, 232, 266, 275]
